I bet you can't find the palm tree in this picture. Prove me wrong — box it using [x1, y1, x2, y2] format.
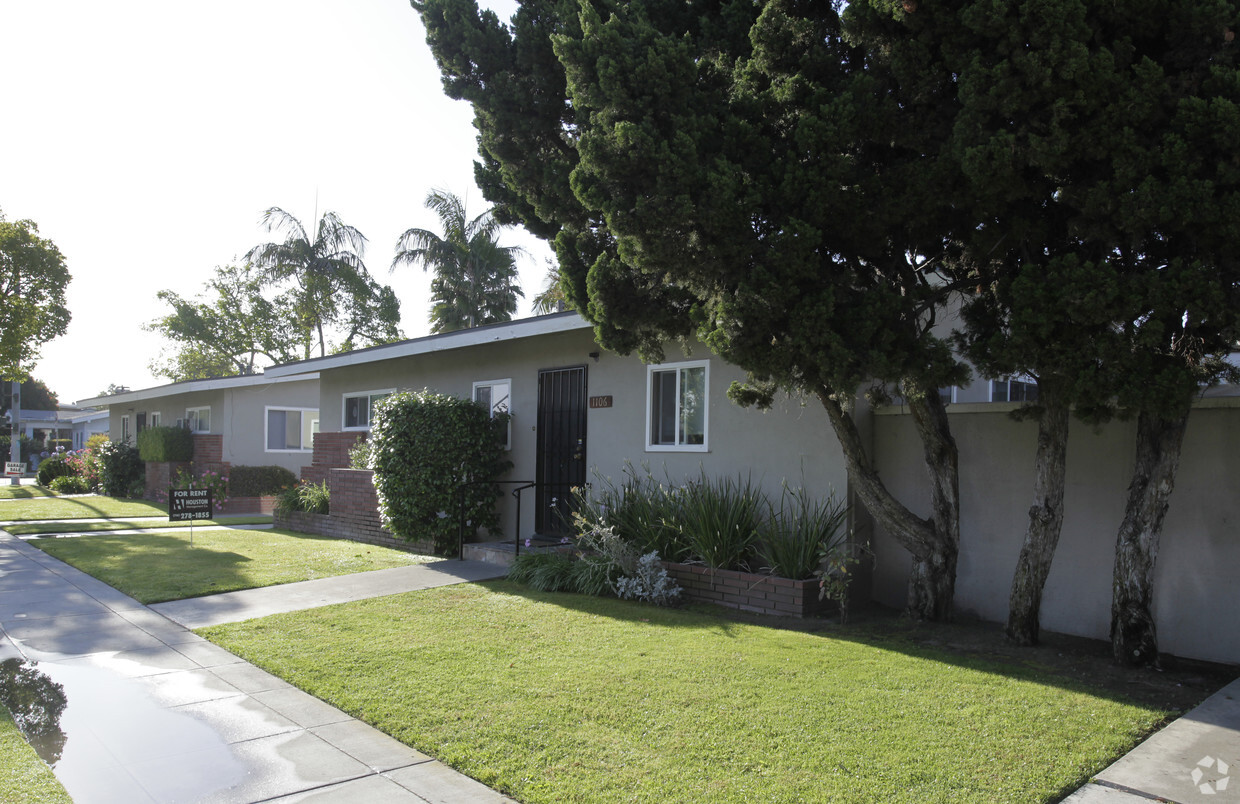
[392, 189, 524, 333]
[531, 259, 568, 314]
[245, 208, 374, 358]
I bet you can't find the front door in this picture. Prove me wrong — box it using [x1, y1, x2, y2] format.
[536, 365, 587, 533]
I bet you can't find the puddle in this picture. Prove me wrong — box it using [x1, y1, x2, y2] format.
[0, 654, 246, 802]
[0, 657, 68, 765]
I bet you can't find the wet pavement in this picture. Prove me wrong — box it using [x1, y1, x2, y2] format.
[0, 531, 513, 803]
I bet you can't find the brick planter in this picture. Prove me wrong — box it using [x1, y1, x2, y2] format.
[273, 468, 435, 555]
[662, 562, 836, 619]
[220, 495, 277, 515]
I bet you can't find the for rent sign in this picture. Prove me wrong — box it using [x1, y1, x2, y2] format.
[169, 488, 213, 521]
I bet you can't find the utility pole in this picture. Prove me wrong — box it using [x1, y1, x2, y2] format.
[9, 378, 20, 486]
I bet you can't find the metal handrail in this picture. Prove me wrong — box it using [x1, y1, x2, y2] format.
[455, 480, 585, 559]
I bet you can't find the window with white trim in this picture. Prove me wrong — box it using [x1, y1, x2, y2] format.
[646, 360, 709, 451]
[150, 412, 162, 428]
[473, 379, 512, 450]
[343, 390, 393, 430]
[266, 407, 319, 452]
[120, 415, 131, 443]
[185, 406, 211, 433]
[990, 376, 1038, 403]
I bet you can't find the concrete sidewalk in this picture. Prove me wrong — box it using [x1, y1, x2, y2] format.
[1064, 676, 1240, 803]
[0, 532, 512, 803]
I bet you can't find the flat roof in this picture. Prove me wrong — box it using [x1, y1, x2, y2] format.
[262, 312, 593, 378]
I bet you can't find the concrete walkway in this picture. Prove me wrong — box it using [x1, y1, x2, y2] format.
[152, 561, 509, 629]
[1063, 677, 1240, 803]
[0, 531, 512, 803]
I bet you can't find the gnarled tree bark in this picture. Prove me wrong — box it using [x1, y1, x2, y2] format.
[1005, 387, 1069, 645]
[819, 384, 960, 621]
[1111, 409, 1189, 666]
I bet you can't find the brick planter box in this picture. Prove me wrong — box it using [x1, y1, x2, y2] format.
[662, 562, 836, 619]
[220, 495, 277, 515]
[273, 468, 435, 556]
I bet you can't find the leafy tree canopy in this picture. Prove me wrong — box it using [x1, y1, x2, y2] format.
[147, 264, 308, 381]
[1, 377, 58, 415]
[0, 212, 71, 381]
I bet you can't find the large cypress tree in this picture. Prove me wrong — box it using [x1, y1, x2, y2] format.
[415, 0, 970, 619]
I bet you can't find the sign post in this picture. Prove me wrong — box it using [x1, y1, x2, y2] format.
[169, 488, 213, 547]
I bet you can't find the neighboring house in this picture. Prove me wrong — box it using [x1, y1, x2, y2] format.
[76, 373, 321, 475]
[62, 407, 110, 449]
[263, 312, 853, 539]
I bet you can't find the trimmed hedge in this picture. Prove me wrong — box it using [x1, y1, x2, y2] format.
[369, 389, 511, 556]
[229, 465, 298, 497]
[137, 426, 193, 462]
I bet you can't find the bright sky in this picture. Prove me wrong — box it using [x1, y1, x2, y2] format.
[0, 0, 552, 405]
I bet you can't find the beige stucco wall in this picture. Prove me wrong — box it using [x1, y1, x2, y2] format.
[105, 378, 320, 474]
[871, 399, 1240, 664]
[316, 328, 851, 539]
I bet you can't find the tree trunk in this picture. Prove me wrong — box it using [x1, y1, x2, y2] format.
[818, 385, 960, 621]
[1005, 389, 1069, 646]
[1111, 409, 1189, 666]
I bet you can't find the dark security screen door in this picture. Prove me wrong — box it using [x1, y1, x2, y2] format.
[536, 365, 587, 533]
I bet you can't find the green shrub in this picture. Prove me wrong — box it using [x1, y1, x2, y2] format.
[94, 440, 144, 497]
[0, 435, 36, 464]
[229, 465, 298, 497]
[572, 465, 689, 561]
[758, 486, 850, 580]
[136, 426, 193, 462]
[348, 438, 372, 470]
[36, 454, 75, 487]
[48, 475, 91, 494]
[274, 481, 329, 516]
[676, 475, 764, 571]
[507, 552, 577, 592]
[85, 433, 109, 452]
[369, 389, 511, 556]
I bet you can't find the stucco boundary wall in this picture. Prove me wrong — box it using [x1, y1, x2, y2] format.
[869, 397, 1240, 665]
[274, 467, 435, 556]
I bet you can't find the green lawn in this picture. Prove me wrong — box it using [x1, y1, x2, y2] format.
[0, 495, 167, 522]
[0, 486, 58, 501]
[30, 529, 434, 604]
[0, 710, 70, 804]
[5, 516, 271, 536]
[200, 582, 1176, 804]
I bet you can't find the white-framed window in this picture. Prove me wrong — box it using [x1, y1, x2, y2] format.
[120, 415, 131, 443]
[150, 411, 162, 428]
[646, 360, 709, 452]
[185, 406, 211, 433]
[342, 389, 394, 431]
[265, 406, 319, 452]
[990, 376, 1038, 403]
[473, 378, 512, 450]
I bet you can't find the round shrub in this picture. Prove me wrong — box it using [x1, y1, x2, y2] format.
[369, 389, 512, 556]
[48, 475, 91, 495]
[36, 453, 76, 487]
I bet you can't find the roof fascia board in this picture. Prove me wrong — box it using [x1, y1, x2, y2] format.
[75, 372, 321, 408]
[263, 314, 593, 378]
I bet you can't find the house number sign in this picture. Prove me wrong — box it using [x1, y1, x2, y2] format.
[589, 396, 613, 409]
